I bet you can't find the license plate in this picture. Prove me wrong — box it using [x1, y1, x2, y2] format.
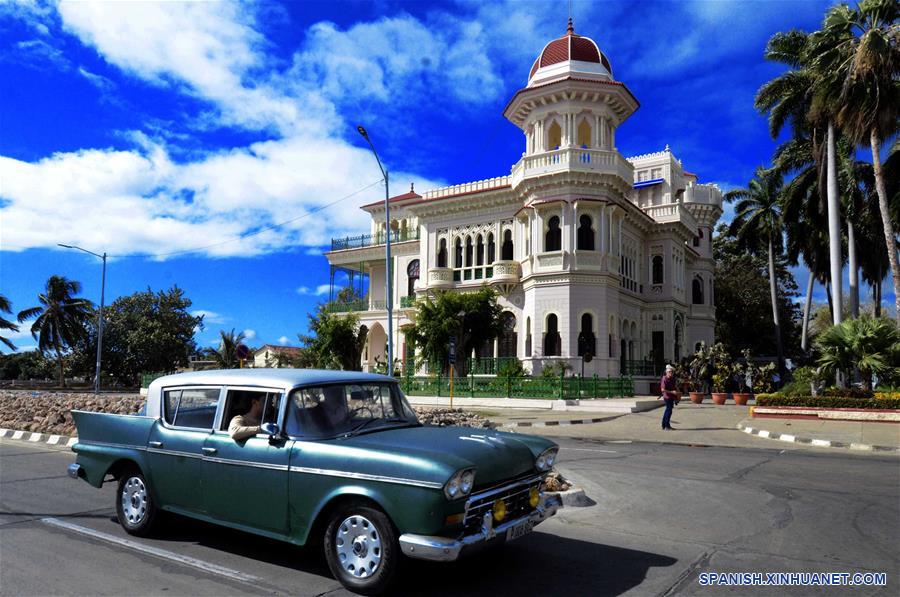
[505, 519, 533, 541]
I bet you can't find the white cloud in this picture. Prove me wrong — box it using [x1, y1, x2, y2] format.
[296, 285, 331, 297]
[57, 0, 306, 134]
[242, 329, 256, 340]
[278, 335, 289, 345]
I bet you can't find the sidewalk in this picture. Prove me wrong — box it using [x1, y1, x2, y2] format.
[406, 395, 662, 413]
[460, 402, 900, 453]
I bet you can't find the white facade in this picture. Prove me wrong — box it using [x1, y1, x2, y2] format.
[325, 23, 722, 382]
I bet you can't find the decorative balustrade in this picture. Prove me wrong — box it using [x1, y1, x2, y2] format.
[510, 148, 634, 187]
[330, 228, 420, 251]
[427, 267, 454, 289]
[643, 203, 698, 229]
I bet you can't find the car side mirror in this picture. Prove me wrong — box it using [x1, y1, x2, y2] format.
[261, 422, 280, 437]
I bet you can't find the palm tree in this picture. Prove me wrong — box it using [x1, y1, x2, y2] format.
[0, 294, 19, 352]
[810, 0, 900, 322]
[725, 166, 787, 378]
[207, 329, 247, 368]
[756, 29, 844, 326]
[816, 316, 900, 390]
[16, 276, 94, 387]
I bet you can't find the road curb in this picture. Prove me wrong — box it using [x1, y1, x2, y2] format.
[737, 422, 900, 454]
[501, 415, 620, 428]
[0, 428, 77, 447]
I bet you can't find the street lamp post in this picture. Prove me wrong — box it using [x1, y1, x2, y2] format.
[58, 244, 106, 394]
[357, 125, 394, 373]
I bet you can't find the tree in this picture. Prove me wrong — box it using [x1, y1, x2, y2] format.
[713, 226, 803, 359]
[0, 294, 19, 352]
[404, 287, 504, 376]
[0, 350, 54, 381]
[813, 0, 900, 322]
[816, 315, 900, 389]
[206, 329, 247, 369]
[725, 166, 788, 378]
[17, 276, 93, 387]
[80, 286, 203, 385]
[299, 307, 368, 371]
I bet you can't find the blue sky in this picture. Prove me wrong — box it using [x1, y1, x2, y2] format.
[1, 0, 888, 353]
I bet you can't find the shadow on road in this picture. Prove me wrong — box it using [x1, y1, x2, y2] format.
[147, 516, 676, 596]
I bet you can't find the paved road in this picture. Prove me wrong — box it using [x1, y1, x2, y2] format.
[1, 436, 897, 596]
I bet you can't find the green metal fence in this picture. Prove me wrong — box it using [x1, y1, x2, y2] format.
[466, 357, 520, 375]
[399, 372, 634, 399]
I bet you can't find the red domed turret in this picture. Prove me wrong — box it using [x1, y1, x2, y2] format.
[528, 19, 613, 83]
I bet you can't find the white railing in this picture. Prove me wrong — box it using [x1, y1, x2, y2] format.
[510, 148, 633, 187]
[422, 176, 511, 200]
[643, 203, 698, 229]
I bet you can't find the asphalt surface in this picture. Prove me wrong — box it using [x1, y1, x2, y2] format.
[1, 435, 897, 596]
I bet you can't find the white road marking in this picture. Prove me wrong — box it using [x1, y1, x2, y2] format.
[564, 448, 618, 453]
[48, 435, 61, 444]
[40, 518, 262, 584]
[28, 433, 43, 442]
[12, 430, 25, 440]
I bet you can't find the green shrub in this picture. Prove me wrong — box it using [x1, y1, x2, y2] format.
[497, 359, 526, 378]
[821, 387, 874, 399]
[755, 394, 900, 409]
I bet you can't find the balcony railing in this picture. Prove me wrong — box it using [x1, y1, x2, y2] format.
[328, 300, 367, 313]
[331, 229, 420, 251]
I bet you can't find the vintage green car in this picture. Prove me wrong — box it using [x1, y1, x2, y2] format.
[69, 369, 561, 594]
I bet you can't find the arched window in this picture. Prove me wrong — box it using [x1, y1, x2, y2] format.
[454, 238, 463, 268]
[548, 121, 562, 149]
[545, 216, 562, 252]
[544, 314, 561, 357]
[437, 238, 447, 268]
[487, 233, 495, 264]
[465, 236, 473, 267]
[577, 313, 596, 357]
[652, 255, 664, 284]
[476, 234, 484, 266]
[406, 260, 420, 297]
[498, 312, 517, 359]
[502, 229, 514, 260]
[692, 277, 704, 304]
[577, 119, 591, 147]
[577, 215, 595, 250]
[525, 317, 532, 356]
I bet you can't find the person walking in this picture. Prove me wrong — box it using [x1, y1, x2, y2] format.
[659, 364, 680, 430]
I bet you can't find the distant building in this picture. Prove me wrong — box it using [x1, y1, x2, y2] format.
[252, 345, 304, 368]
[325, 20, 722, 387]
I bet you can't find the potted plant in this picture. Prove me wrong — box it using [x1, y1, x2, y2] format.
[686, 343, 712, 403]
[709, 343, 732, 405]
[711, 371, 730, 405]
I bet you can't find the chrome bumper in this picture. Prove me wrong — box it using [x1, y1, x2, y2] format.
[67, 463, 83, 479]
[399, 493, 562, 562]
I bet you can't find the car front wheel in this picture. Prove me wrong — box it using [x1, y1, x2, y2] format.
[116, 469, 159, 536]
[323, 502, 399, 595]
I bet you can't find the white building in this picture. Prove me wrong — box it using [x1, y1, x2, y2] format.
[325, 21, 722, 388]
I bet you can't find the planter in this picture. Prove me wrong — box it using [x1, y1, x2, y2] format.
[733, 393, 751, 406]
[711, 392, 729, 405]
[689, 392, 706, 404]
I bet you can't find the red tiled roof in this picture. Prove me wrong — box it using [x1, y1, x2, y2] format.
[360, 190, 421, 209]
[529, 21, 612, 78]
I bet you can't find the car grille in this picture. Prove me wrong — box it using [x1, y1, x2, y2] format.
[462, 475, 543, 534]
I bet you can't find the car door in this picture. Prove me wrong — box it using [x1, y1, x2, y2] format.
[201, 387, 292, 535]
[146, 386, 222, 513]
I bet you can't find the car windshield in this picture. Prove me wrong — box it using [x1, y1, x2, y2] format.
[284, 382, 419, 439]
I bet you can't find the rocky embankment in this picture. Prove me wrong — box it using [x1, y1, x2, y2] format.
[0, 391, 496, 436]
[0, 391, 144, 436]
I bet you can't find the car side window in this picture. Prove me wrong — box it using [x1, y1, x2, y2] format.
[167, 388, 220, 429]
[219, 389, 282, 431]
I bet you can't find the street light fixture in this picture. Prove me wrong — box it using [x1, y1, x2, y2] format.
[58, 244, 107, 394]
[357, 125, 394, 372]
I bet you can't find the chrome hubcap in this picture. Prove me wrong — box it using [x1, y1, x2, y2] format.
[334, 515, 382, 578]
[121, 476, 148, 525]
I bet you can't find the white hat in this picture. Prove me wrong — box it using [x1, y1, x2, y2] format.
[665, 364, 675, 372]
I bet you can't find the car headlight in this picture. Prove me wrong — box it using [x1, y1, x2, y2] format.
[535, 447, 558, 472]
[444, 468, 476, 500]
